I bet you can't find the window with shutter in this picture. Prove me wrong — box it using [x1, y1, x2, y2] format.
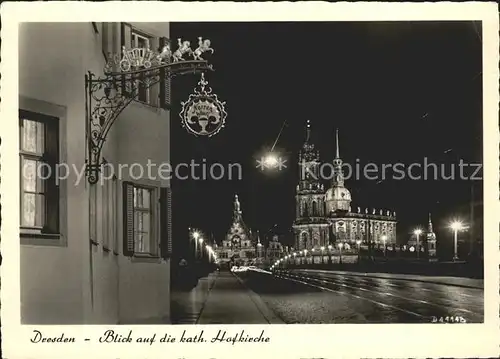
[122, 182, 135, 256]
[19, 110, 59, 237]
[160, 187, 172, 259]
[123, 182, 159, 257]
[120, 22, 132, 97]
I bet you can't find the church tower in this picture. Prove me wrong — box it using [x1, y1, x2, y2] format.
[225, 194, 251, 249]
[292, 120, 329, 251]
[325, 129, 352, 213]
[425, 212, 437, 259]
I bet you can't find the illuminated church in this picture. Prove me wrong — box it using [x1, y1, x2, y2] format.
[215, 194, 264, 267]
[292, 121, 397, 250]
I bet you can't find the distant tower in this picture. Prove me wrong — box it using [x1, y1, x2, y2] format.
[425, 212, 437, 260]
[292, 120, 329, 250]
[226, 194, 251, 249]
[325, 129, 351, 213]
[256, 230, 264, 260]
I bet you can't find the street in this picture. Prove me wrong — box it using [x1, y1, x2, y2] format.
[238, 269, 483, 324]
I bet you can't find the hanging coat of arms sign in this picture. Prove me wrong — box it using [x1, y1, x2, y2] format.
[180, 73, 227, 137]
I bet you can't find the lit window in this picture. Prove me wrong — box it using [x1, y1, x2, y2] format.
[19, 111, 59, 235]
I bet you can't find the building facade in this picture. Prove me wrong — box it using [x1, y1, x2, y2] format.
[19, 22, 173, 324]
[293, 122, 397, 251]
[216, 195, 264, 268]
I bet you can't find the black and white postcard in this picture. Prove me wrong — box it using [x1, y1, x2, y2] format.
[1, 2, 499, 359]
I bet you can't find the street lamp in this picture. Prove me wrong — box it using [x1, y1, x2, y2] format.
[320, 246, 325, 264]
[449, 220, 466, 261]
[413, 229, 422, 259]
[338, 242, 344, 264]
[381, 235, 387, 258]
[260, 119, 288, 171]
[190, 229, 201, 260]
[356, 239, 362, 263]
[198, 237, 204, 259]
[206, 245, 213, 263]
[264, 153, 279, 168]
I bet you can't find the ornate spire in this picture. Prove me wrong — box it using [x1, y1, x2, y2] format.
[305, 120, 311, 142]
[332, 128, 344, 187]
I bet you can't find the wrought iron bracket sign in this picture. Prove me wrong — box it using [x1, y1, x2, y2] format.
[85, 38, 215, 184]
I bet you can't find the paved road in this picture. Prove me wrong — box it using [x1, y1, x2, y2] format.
[170, 271, 282, 324]
[238, 269, 483, 324]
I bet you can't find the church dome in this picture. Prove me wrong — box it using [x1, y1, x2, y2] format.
[325, 186, 351, 212]
[326, 187, 351, 202]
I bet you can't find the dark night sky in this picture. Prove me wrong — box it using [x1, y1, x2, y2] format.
[170, 21, 483, 256]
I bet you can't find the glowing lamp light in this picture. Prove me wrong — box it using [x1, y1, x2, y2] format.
[264, 153, 279, 168]
[356, 239, 362, 245]
[199, 237, 204, 244]
[414, 229, 423, 236]
[328, 245, 333, 250]
[409, 246, 415, 252]
[192, 231, 200, 239]
[320, 246, 325, 251]
[450, 221, 464, 231]
[338, 243, 344, 249]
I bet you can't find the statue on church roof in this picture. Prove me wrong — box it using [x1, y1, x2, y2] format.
[234, 194, 241, 212]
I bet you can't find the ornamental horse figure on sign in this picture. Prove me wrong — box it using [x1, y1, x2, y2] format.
[172, 38, 192, 62]
[192, 37, 214, 61]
